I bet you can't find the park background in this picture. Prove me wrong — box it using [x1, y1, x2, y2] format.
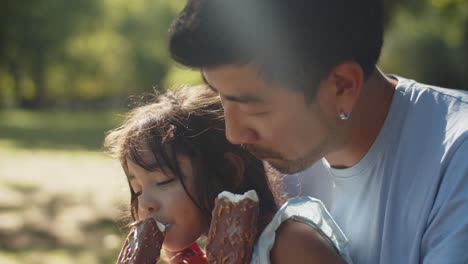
[0, 0, 466, 263]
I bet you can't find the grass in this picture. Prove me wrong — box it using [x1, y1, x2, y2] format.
[0, 109, 125, 150]
[0, 109, 171, 264]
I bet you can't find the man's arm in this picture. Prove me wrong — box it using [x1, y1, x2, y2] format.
[421, 138, 468, 263]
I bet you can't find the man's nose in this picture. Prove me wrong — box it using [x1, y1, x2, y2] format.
[138, 191, 160, 219]
[223, 104, 259, 145]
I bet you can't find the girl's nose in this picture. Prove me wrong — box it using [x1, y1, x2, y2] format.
[138, 191, 160, 218]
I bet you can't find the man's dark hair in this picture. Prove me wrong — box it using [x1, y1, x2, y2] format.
[169, 0, 384, 99]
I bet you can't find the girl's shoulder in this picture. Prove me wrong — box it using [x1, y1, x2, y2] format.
[250, 196, 353, 264]
[270, 218, 346, 264]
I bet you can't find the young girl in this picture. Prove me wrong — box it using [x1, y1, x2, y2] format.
[104, 85, 352, 264]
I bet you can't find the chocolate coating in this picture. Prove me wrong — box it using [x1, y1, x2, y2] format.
[206, 197, 259, 264]
[116, 218, 165, 264]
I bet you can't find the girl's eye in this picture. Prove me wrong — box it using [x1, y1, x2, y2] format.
[250, 111, 269, 116]
[156, 178, 176, 186]
[135, 191, 142, 197]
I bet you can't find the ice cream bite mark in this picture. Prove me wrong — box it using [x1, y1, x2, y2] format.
[156, 221, 168, 232]
[217, 190, 259, 203]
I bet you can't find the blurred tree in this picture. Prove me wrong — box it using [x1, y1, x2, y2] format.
[0, 0, 466, 109]
[380, 0, 468, 89]
[0, 0, 102, 108]
[0, 0, 183, 109]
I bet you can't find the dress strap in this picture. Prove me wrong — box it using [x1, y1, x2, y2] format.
[250, 196, 353, 264]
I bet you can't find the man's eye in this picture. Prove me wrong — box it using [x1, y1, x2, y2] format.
[134, 191, 142, 197]
[241, 105, 269, 116]
[156, 178, 176, 186]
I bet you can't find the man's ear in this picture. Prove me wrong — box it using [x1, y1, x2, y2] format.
[224, 152, 246, 188]
[325, 61, 364, 116]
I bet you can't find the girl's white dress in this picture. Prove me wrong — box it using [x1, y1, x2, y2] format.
[249, 196, 353, 264]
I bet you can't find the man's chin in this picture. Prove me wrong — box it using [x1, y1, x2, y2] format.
[247, 147, 316, 173]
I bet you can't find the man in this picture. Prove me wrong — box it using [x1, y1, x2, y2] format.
[167, 0, 468, 263]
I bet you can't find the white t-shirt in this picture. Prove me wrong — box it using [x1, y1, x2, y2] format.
[285, 76, 468, 264]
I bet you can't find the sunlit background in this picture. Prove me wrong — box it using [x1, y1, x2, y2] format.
[0, 0, 466, 263]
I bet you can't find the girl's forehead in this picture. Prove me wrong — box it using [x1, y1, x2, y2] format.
[136, 146, 157, 164]
[129, 143, 194, 173]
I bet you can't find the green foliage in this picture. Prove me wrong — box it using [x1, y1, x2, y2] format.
[380, 0, 468, 89]
[163, 64, 203, 89]
[0, 0, 466, 108]
[0, 0, 104, 107]
[0, 0, 184, 108]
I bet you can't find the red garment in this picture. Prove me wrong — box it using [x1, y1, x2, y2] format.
[169, 243, 208, 264]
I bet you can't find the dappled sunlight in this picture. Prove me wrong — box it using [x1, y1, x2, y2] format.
[0, 144, 131, 264]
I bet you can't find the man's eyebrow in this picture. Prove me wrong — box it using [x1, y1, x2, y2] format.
[201, 74, 262, 104]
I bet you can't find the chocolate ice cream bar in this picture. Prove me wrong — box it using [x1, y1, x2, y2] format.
[206, 190, 259, 264]
[116, 218, 166, 264]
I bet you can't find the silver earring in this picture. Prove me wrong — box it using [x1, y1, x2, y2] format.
[339, 111, 350, 120]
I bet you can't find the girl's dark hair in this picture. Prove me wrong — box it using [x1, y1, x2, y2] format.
[169, 0, 383, 100]
[104, 85, 284, 231]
